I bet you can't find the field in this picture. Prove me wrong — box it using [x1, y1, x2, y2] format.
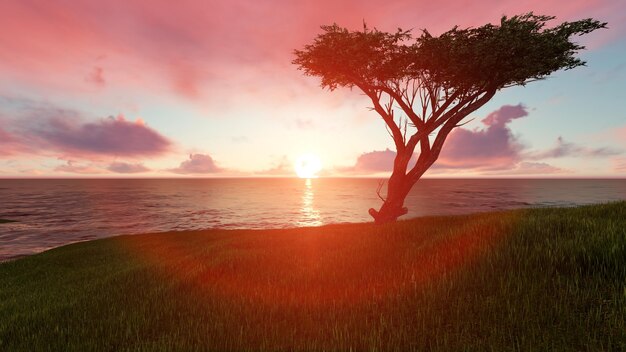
[1, 202, 624, 351]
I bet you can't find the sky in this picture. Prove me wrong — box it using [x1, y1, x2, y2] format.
[0, 0, 625, 178]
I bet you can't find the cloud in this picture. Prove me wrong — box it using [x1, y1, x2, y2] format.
[295, 118, 314, 129]
[0, 0, 618, 100]
[487, 162, 566, 175]
[0, 127, 29, 156]
[85, 66, 105, 87]
[346, 104, 619, 175]
[170, 60, 202, 98]
[107, 162, 150, 173]
[28, 114, 171, 158]
[0, 127, 13, 142]
[435, 104, 527, 170]
[255, 156, 292, 175]
[0, 97, 172, 159]
[170, 153, 221, 174]
[54, 160, 102, 174]
[527, 136, 621, 159]
[343, 105, 527, 174]
[342, 147, 566, 176]
[617, 126, 626, 141]
[613, 158, 626, 172]
[340, 149, 397, 174]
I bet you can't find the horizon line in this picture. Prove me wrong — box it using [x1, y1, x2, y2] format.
[1, 176, 625, 180]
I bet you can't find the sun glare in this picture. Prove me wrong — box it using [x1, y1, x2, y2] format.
[294, 154, 322, 178]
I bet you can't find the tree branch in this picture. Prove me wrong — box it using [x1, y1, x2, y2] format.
[369, 83, 426, 130]
[412, 88, 497, 180]
[357, 83, 406, 151]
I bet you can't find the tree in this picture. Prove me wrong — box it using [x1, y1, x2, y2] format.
[293, 13, 606, 224]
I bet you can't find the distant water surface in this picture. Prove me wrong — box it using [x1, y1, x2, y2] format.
[1, 178, 625, 260]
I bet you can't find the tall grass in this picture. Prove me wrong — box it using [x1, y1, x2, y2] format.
[0, 202, 624, 351]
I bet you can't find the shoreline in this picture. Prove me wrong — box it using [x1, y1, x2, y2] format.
[0, 204, 550, 263]
[2, 201, 625, 264]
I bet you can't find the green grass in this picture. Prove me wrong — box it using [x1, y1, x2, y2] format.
[1, 202, 625, 351]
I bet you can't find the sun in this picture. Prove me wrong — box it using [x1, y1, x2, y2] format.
[294, 154, 322, 178]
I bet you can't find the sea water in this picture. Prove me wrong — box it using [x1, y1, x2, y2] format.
[1, 178, 625, 260]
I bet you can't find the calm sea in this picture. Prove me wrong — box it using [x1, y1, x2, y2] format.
[1, 178, 625, 260]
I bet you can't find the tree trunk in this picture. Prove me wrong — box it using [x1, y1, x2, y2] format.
[368, 149, 436, 224]
[369, 170, 412, 224]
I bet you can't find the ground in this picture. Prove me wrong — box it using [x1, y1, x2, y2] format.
[0, 202, 624, 351]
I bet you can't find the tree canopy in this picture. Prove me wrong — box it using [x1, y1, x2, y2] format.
[294, 13, 606, 94]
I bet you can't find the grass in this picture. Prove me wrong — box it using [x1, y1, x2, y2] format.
[0, 202, 624, 351]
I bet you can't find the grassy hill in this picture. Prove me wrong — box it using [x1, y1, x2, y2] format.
[1, 202, 624, 351]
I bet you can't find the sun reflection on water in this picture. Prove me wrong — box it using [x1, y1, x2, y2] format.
[298, 178, 322, 227]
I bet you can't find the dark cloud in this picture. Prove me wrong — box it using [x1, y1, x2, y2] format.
[527, 136, 621, 159]
[1, 97, 171, 159]
[435, 104, 527, 170]
[28, 114, 171, 157]
[170, 153, 221, 174]
[107, 162, 150, 173]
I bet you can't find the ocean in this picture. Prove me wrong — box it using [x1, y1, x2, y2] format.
[1, 178, 625, 260]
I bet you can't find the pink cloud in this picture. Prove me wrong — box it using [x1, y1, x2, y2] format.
[0, 1, 619, 99]
[527, 136, 621, 159]
[488, 162, 566, 175]
[54, 160, 102, 174]
[339, 148, 418, 175]
[0, 128, 19, 155]
[342, 105, 527, 174]
[255, 156, 292, 176]
[0, 126, 34, 156]
[611, 126, 626, 142]
[0, 127, 13, 142]
[295, 118, 314, 130]
[613, 157, 626, 172]
[346, 149, 396, 173]
[107, 162, 150, 173]
[170, 153, 221, 174]
[346, 104, 620, 175]
[435, 104, 527, 170]
[85, 66, 105, 87]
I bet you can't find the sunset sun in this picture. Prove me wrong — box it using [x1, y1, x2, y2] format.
[294, 154, 322, 178]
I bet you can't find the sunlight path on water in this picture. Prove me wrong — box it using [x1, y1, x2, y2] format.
[298, 178, 322, 227]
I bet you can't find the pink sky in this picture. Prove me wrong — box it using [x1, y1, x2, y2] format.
[0, 0, 624, 177]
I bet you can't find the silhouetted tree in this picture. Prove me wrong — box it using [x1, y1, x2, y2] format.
[293, 13, 606, 223]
